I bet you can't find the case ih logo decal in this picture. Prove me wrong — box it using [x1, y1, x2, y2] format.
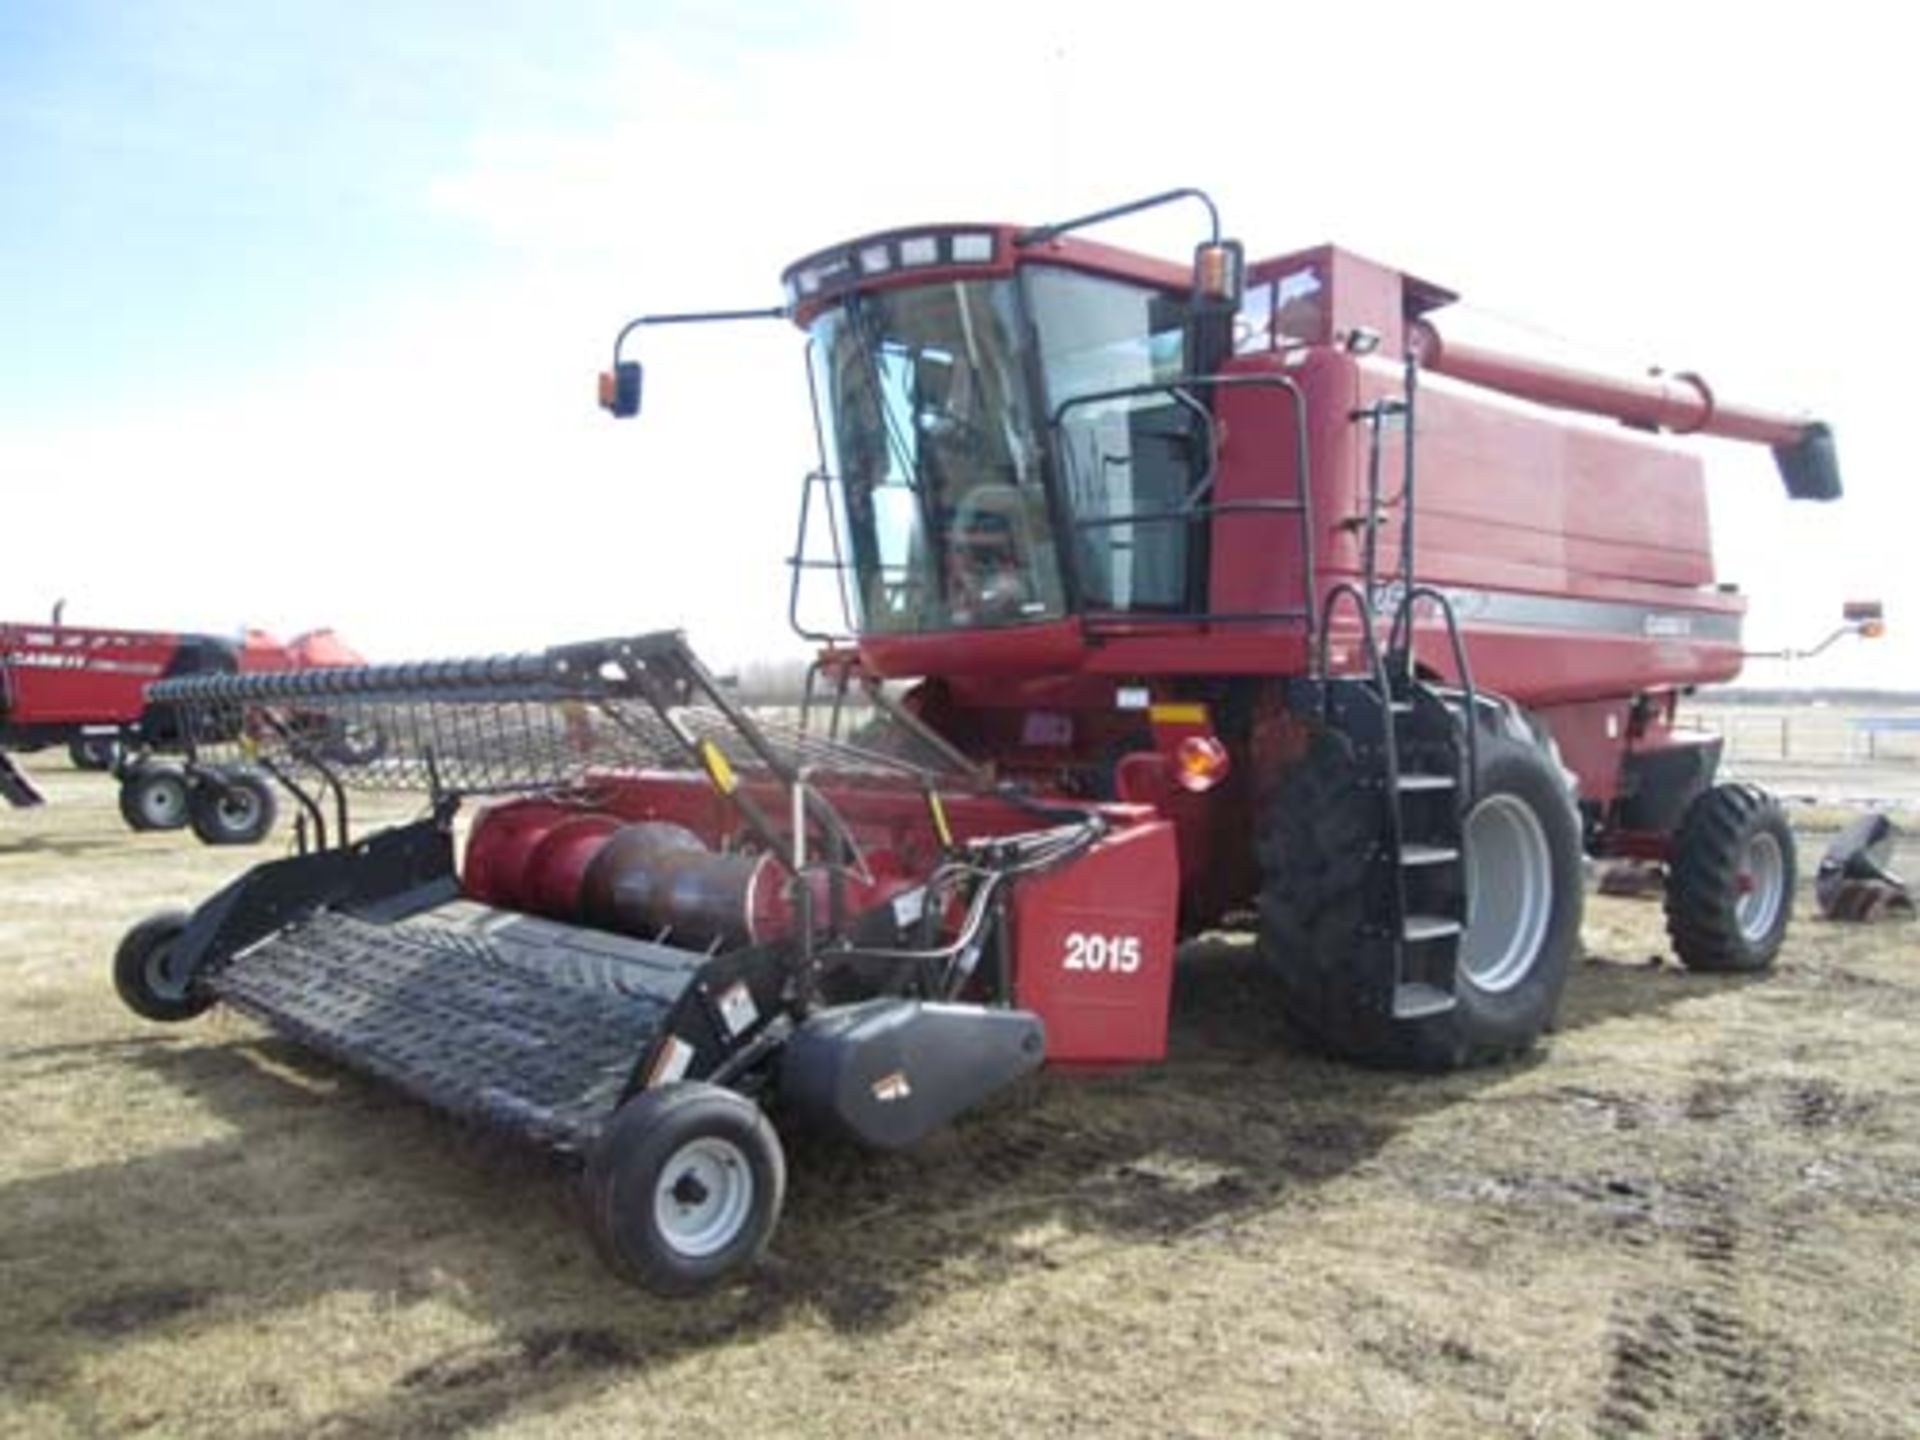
[4, 631, 165, 677]
[4, 650, 164, 676]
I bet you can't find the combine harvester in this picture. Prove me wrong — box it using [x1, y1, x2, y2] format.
[1, 617, 365, 842]
[113, 190, 1843, 1294]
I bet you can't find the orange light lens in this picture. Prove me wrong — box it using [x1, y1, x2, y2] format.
[1173, 735, 1231, 793]
[596, 370, 616, 410]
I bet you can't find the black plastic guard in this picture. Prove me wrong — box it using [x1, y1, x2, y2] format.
[780, 999, 1045, 1150]
[1612, 736, 1724, 835]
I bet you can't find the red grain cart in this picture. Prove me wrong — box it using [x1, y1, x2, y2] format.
[2, 619, 364, 842]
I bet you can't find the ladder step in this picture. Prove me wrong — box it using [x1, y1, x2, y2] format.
[1393, 982, 1457, 1020]
[1396, 773, 1456, 793]
[1399, 843, 1460, 867]
[1403, 914, 1463, 943]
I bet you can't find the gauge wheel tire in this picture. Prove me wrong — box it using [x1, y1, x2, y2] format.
[113, 910, 214, 1022]
[68, 735, 121, 771]
[187, 768, 279, 846]
[583, 1083, 786, 1296]
[1256, 722, 1584, 1070]
[1665, 783, 1796, 973]
[118, 765, 191, 832]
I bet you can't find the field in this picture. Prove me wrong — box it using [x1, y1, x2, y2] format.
[2, 754, 1917, 1438]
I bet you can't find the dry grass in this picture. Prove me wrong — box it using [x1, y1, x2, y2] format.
[2, 754, 1916, 1438]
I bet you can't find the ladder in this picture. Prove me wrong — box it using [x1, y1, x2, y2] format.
[1315, 357, 1480, 1022]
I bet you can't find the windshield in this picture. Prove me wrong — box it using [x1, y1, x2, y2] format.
[809, 280, 1066, 633]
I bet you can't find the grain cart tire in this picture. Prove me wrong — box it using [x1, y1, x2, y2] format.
[320, 717, 387, 766]
[584, 1083, 786, 1296]
[1258, 723, 1583, 1070]
[68, 735, 121, 771]
[1665, 784, 1795, 972]
[187, 768, 278, 846]
[119, 764, 191, 832]
[113, 910, 214, 1022]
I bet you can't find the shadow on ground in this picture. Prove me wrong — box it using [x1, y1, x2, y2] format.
[0, 936, 1746, 1436]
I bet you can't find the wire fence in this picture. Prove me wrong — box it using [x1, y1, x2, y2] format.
[1680, 705, 1920, 765]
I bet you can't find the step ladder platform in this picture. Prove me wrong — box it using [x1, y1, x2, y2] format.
[1396, 772, 1456, 793]
[1399, 843, 1460, 867]
[1393, 982, 1457, 1020]
[1403, 913, 1463, 943]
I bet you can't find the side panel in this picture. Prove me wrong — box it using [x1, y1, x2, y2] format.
[1011, 820, 1179, 1065]
[0, 623, 186, 726]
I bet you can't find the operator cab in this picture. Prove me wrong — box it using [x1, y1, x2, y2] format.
[782, 219, 1238, 643]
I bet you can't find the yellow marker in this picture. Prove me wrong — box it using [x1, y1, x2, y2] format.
[926, 787, 954, 850]
[698, 739, 738, 795]
[1148, 702, 1208, 726]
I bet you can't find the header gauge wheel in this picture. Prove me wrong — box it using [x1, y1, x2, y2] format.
[584, 1083, 786, 1296]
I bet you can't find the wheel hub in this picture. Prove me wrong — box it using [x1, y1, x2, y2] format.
[1460, 792, 1554, 994]
[1734, 831, 1786, 943]
[653, 1137, 752, 1259]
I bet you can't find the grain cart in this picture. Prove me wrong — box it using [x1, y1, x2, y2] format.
[113, 190, 1841, 1294]
[1, 620, 366, 841]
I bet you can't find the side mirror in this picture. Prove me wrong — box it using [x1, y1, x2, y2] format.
[597, 360, 643, 419]
[1844, 599, 1886, 638]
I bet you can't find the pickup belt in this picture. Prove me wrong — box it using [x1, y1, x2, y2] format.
[209, 899, 704, 1152]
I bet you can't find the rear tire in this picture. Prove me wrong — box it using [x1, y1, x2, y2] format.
[1665, 783, 1795, 972]
[68, 735, 121, 771]
[119, 764, 191, 832]
[1257, 718, 1583, 1069]
[583, 1083, 785, 1295]
[113, 910, 214, 1022]
[188, 768, 278, 846]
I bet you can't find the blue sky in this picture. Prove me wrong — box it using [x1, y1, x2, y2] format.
[2, 1, 1913, 685]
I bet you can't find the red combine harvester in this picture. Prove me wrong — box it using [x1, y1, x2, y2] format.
[1, 617, 366, 842]
[114, 191, 1843, 1295]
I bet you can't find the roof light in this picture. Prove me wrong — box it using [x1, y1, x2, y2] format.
[951, 232, 994, 263]
[898, 236, 940, 266]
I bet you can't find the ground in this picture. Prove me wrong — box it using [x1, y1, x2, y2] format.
[1, 755, 1915, 1438]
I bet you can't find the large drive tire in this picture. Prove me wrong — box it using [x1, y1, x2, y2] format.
[187, 768, 278, 846]
[1665, 783, 1795, 972]
[583, 1083, 786, 1296]
[113, 910, 214, 1022]
[119, 764, 191, 832]
[68, 735, 121, 771]
[1258, 718, 1584, 1070]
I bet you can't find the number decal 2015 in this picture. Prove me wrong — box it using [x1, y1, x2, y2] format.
[1062, 932, 1143, 974]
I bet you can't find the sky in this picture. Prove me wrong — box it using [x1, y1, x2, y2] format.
[3, 0, 1915, 688]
